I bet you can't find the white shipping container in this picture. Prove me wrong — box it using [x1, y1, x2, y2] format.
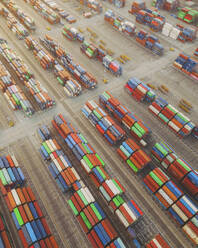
[46, 140, 54, 153]
[149, 105, 160, 116]
[81, 188, 92, 204]
[53, 158, 62, 173]
[181, 196, 198, 213]
[84, 187, 95, 203]
[168, 121, 180, 132]
[183, 225, 198, 244]
[172, 204, 188, 222]
[11, 189, 21, 206]
[158, 189, 173, 205]
[59, 155, 69, 168]
[88, 100, 98, 109]
[122, 120, 130, 130]
[83, 105, 92, 116]
[153, 238, 162, 248]
[106, 180, 119, 195]
[123, 202, 137, 223]
[115, 209, 129, 228]
[50, 154, 55, 161]
[161, 161, 169, 169]
[137, 84, 147, 94]
[80, 159, 91, 173]
[71, 168, 80, 181]
[2, 168, 11, 184]
[11, 155, 19, 167]
[49, 139, 57, 152]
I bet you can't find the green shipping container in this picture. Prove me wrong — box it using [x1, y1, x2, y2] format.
[82, 156, 93, 169]
[176, 159, 191, 173]
[90, 203, 102, 221]
[131, 126, 142, 138]
[126, 159, 138, 173]
[95, 153, 105, 167]
[134, 122, 146, 135]
[0, 170, 7, 186]
[96, 166, 106, 181]
[155, 143, 168, 157]
[112, 179, 123, 194]
[93, 110, 102, 120]
[42, 142, 51, 155]
[113, 195, 124, 208]
[13, 208, 24, 226]
[79, 134, 87, 144]
[77, 190, 89, 206]
[80, 212, 92, 230]
[159, 113, 169, 123]
[68, 200, 78, 216]
[103, 91, 111, 100]
[57, 77, 64, 86]
[149, 172, 163, 186]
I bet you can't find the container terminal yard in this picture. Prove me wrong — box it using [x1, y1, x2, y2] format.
[0, 0, 198, 247]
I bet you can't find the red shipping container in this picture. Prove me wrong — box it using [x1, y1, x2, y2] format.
[18, 229, 29, 248]
[90, 173, 101, 188]
[33, 201, 43, 218]
[87, 233, 99, 248]
[83, 209, 96, 226]
[71, 195, 82, 212]
[39, 240, 47, 248]
[96, 124, 105, 135]
[74, 192, 85, 209]
[155, 233, 170, 248]
[176, 201, 192, 219]
[77, 215, 89, 233]
[90, 229, 104, 248]
[109, 200, 117, 211]
[168, 164, 184, 181]
[44, 237, 53, 248]
[102, 182, 114, 199]
[143, 176, 159, 193]
[117, 148, 127, 161]
[181, 177, 198, 196]
[87, 206, 98, 224]
[188, 221, 198, 236]
[119, 205, 134, 224]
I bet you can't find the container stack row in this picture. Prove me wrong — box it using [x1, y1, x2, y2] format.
[129, 2, 165, 32]
[22, 0, 60, 24]
[38, 126, 84, 192]
[1, 185, 58, 248]
[68, 188, 126, 248]
[0, 155, 25, 187]
[25, 36, 55, 70]
[104, 10, 164, 56]
[37, 124, 127, 248]
[99, 91, 151, 145]
[143, 167, 198, 245]
[0, 213, 12, 248]
[152, 0, 179, 11]
[77, 0, 103, 13]
[52, 114, 171, 247]
[0, 153, 58, 248]
[143, 167, 184, 209]
[62, 26, 84, 42]
[0, 39, 55, 111]
[173, 53, 198, 82]
[80, 40, 122, 76]
[62, 27, 123, 76]
[54, 63, 82, 97]
[177, 7, 198, 26]
[151, 142, 198, 200]
[125, 77, 156, 102]
[82, 100, 126, 145]
[0, 60, 34, 115]
[162, 23, 197, 42]
[40, 35, 97, 89]
[103, 0, 125, 8]
[145, 233, 171, 248]
[52, 115, 147, 241]
[148, 97, 195, 138]
[117, 138, 151, 173]
[1, 0, 36, 30]
[0, 6, 29, 40]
